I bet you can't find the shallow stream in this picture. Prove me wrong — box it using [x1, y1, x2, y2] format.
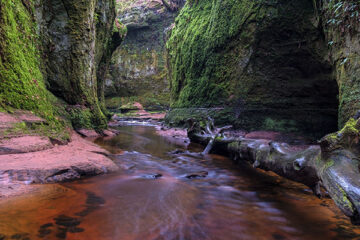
[0, 125, 360, 240]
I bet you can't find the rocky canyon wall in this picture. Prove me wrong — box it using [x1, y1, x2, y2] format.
[37, 0, 121, 130]
[166, 0, 359, 139]
[105, 0, 184, 110]
[0, 0, 120, 135]
[319, 0, 360, 128]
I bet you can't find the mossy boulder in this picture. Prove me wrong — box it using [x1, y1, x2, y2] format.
[166, 0, 339, 138]
[320, 117, 360, 155]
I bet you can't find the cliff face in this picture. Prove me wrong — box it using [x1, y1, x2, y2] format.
[105, 0, 184, 110]
[319, 0, 360, 128]
[0, 0, 119, 134]
[96, 0, 123, 115]
[166, 0, 359, 138]
[0, 0, 68, 139]
[37, 0, 119, 130]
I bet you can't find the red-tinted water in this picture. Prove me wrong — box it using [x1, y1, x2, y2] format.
[0, 125, 359, 240]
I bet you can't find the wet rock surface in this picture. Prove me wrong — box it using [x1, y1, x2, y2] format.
[0, 136, 53, 155]
[166, 0, 340, 138]
[76, 129, 101, 138]
[0, 132, 118, 198]
[188, 117, 360, 225]
[185, 171, 209, 179]
[141, 173, 163, 179]
[35, 0, 118, 129]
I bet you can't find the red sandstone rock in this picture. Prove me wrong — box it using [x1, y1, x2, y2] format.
[0, 132, 119, 198]
[76, 129, 101, 138]
[102, 129, 117, 137]
[0, 136, 53, 155]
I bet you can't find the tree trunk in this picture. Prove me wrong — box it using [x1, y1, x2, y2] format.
[186, 117, 360, 225]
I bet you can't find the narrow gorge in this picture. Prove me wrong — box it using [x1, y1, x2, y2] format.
[0, 0, 359, 239]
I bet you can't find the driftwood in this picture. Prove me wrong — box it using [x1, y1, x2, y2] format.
[186, 117, 360, 225]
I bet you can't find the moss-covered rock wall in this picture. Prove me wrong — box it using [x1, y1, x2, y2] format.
[319, 0, 360, 128]
[0, 0, 68, 139]
[96, 0, 123, 115]
[37, 0, 114, 129]
[165, 0, 349, 138]
[1, 0, 119, 132]
[105, 0, 184, 110]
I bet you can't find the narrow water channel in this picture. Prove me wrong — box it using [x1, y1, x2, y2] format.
[0, 125, 360, 240]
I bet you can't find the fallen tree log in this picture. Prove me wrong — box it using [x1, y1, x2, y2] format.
[186, 117, 360, 225]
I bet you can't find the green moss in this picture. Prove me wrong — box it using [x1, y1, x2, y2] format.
[321, 0, 360, 128]
[318, 159, 335, 175]
[263, 118, 298, 133]
[336, 183, 355, 213]
[67, 108, 95, 130]
[215, 136, 224, 141]
[106, 97, 123, 110]
[2, 117, 71, 141]
[107, 46, 170, 109]
[321, 117, 360, 153]
[2, 122, 28, 137]
[113, 19, 127, 38]
[167, 0, 259, 107]
[114, 110, 139, 117]
[0, 0, 69, 140]
[166, 0, 338, 137]
[340, 118, 359, 135]
[115, 0, 137, 12]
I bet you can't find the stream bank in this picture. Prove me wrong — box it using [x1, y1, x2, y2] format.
[0, 131, 118, 199]
[0, 110, 119, 199]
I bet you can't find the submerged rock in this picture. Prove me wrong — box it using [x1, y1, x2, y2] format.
[185, 171, 208, 179]
[54, 215, 81, 227]
[141, 173, 163, 179]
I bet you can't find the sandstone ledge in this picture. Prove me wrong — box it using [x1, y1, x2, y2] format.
[0, 132, 119, 199]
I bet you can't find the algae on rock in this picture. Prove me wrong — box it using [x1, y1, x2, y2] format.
[166, 0, 340, 138]
[36, 0, 120, 130]
[0, 0, 69, 140]
[319, 0, 360, 128]
[96, 0, 123, 116]
[105, 0, 185, 110]
[1, 0, 120, 133]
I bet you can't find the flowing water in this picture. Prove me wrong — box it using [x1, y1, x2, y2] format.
[0, 125, 360, 240]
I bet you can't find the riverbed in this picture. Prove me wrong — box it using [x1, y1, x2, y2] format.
[0, 125, 359, 240]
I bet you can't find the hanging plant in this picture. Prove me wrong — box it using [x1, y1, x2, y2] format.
[324, 0, 359, 35]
